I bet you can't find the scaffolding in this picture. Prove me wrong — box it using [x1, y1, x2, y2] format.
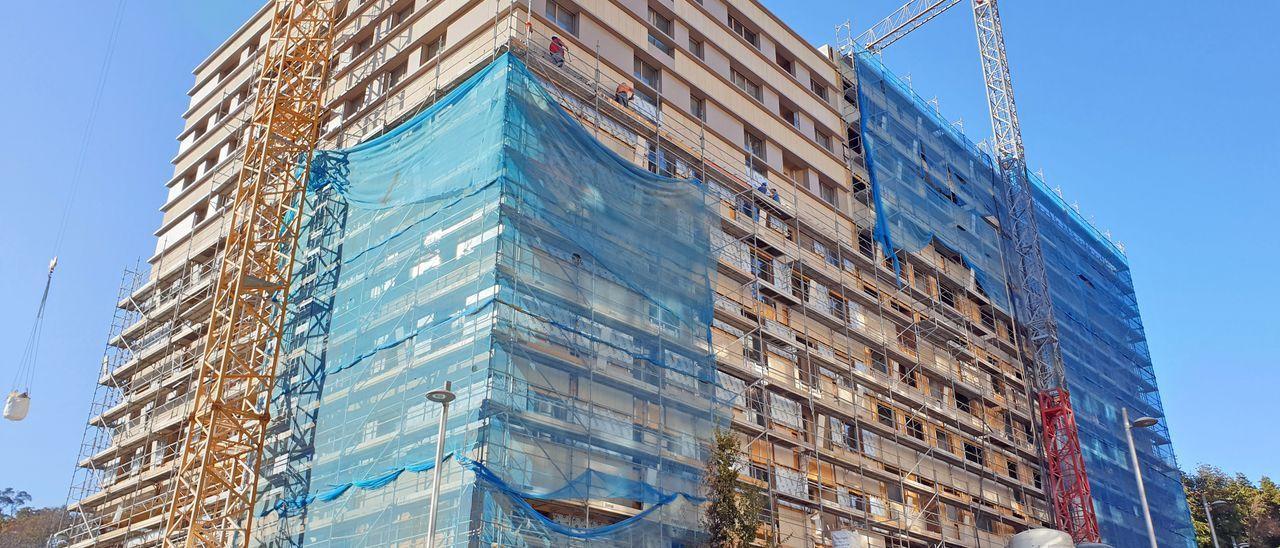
[56, 252, 219, 547]
[262, 15, 1051, 546]
[1029, 172, 1196, 547]
[252, 47, 720, 546]
[60, 3, 1061, 546]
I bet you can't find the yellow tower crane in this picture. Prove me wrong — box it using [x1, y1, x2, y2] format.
[162, 1, 337, 545]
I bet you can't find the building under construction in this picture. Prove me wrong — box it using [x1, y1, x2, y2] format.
[56, 1, 1193, 546]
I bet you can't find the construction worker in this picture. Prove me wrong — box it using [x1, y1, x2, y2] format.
[615, 81, 633, 108]
[549, 36, 567, 67]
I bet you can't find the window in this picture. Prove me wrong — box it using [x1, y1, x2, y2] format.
[776, 53, 794, 75]
[980, 305, 996, 329]
[869, 350, 887, 374]
[819, 181, 837, 205]
[876, 404, 895, 428]
[353, 34, 374, 56]
[648, 33, 674, 56]
[810, 78, 829, 100]
[690, 95, 706, 121]
[898, 326, 917, 353]
[842, 424, 861, 451]
[390, 2, 414, 27]
[633, 57, 661, 92]
[646, 141, 672, 176]
[858, 230, 875, 259]
[421, 34, 445, 63]
[977, 515, 994, 533]
[829, 294, 848, 321]
[731, 69, 762, 101]
[745, 334, 764, 362]
[1006, 460, 1019, 480]
[343, 92, 365, 117]
[648, 302, 678, 334]
[898, 362, 917, 388]
[905, 417, 924, 440]
[784, 163, 806, 185]
[955, 392, 972, 414]
[728, 15, 759, 48]
[939, 285, 956, 308]
[648, 8, 673, 36]
[744, 131, 766, 161]
[688, 36, 704, 59]
[887, 483, 903, 503]
[781, 105, 799, 128]
[387, 62, 407, 88]
[964, 442, 985, 466]
[935, 430, 950, 452]
[546, 1, 578, 35]
[816, 130, 833, 152]
[929, 379, 944, 401]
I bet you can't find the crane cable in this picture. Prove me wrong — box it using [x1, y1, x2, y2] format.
[11, 260, 57, 395]
[9, 0, 127, 398]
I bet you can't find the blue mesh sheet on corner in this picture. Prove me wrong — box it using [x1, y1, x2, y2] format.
[1031, 174, 1195, 547]
[853, 52, 1011, 310]
[852, 51, 1193, 546]
[256, 53, 722, 547]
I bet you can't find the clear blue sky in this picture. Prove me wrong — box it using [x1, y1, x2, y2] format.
[0, 1, 1274, 509]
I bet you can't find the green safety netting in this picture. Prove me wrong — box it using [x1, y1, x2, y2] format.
[257, 53, 723, 547]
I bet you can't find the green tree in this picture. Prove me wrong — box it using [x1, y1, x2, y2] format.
[0, 506, 69, 548]
[1183, 465, 1280, 547]
[0, 488, 32, 517]
[1249, 476, 1280, 546]
[0, 487, 67, 548]
[704, 428, 766, 547]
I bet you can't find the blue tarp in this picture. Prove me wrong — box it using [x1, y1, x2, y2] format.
[855, 51, 1012, 310]
[259, 53, 722, 547]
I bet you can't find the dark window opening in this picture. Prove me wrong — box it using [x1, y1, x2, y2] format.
[964, 442, 985, 466]
[877, 404, 895, 428]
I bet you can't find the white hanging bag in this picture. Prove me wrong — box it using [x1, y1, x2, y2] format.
[4, 390, 31, 421]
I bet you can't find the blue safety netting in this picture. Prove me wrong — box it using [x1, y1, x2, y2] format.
[254, 53, 722, 547]
[853, 50, 1193, 546]
[853, 51, 1011, 311]
[1030, 174, 1195, 547]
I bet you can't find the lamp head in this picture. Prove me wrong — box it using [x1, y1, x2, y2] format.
[426, 389, 455, 404]
[1130, 416, 1159, 429]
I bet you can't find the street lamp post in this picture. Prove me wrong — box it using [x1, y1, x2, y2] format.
[1122, 407, 1160, 548]
[1202, 495, 1230, 548]
[425, 381, 456, 548]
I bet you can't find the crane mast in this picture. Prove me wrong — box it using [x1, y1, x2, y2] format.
[163, 1, 337, 545]
[855, 0, 1101, 541]
[971, 0, 1099, 540]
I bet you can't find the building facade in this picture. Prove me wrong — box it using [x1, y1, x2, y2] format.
[58, 0, 1187, 546]
[1030, 173, 1195, 547]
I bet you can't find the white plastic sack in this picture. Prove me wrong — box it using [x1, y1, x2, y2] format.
[4, 391, 30, 421]
[830, 530, 867, 548]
